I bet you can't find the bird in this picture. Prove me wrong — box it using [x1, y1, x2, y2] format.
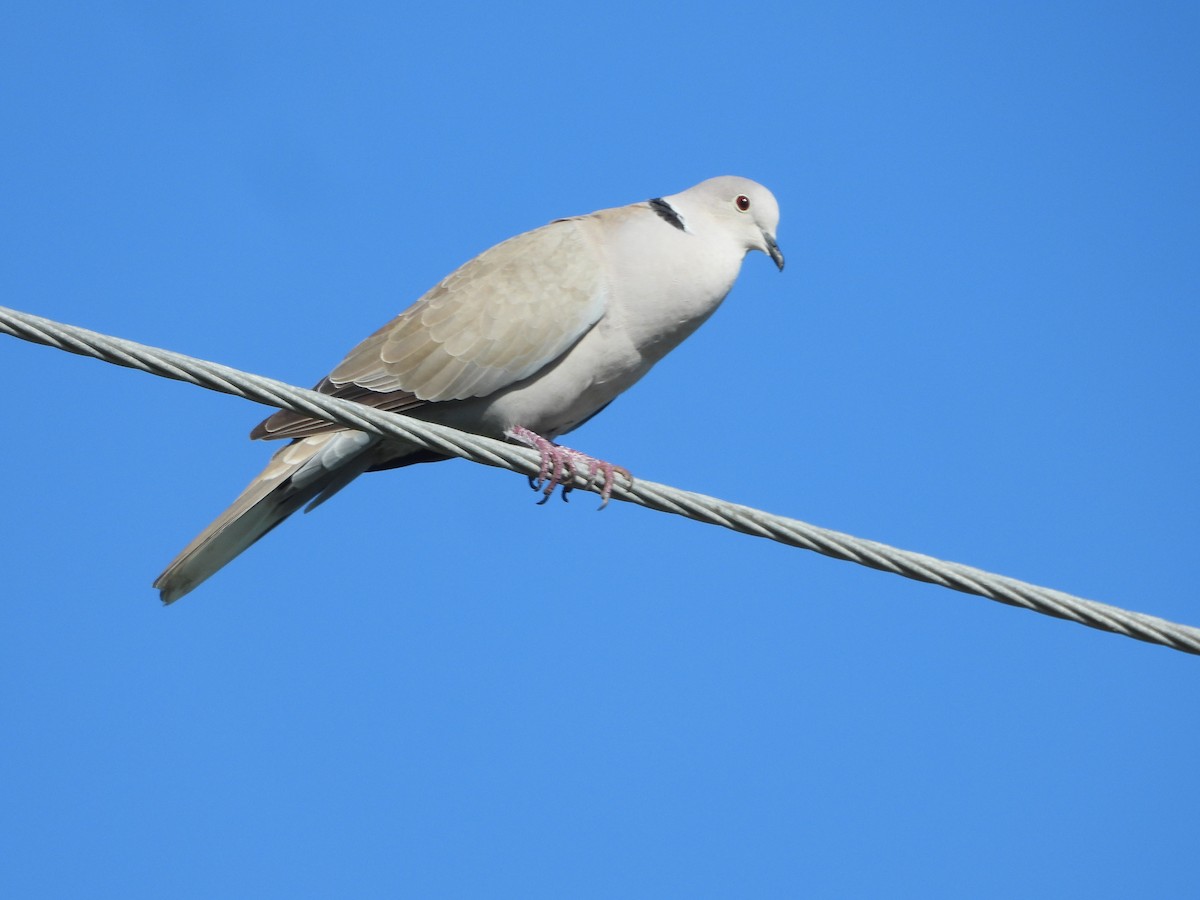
[154, 175, 784, 603]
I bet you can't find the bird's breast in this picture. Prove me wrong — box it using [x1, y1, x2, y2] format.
[423, 216, 745, 441]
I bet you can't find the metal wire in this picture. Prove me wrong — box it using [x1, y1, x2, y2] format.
[3, 303, 1197, 655]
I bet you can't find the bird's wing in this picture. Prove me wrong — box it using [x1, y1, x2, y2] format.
[253, 215, 611, 439]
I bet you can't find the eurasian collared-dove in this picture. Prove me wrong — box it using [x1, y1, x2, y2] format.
[155, 176, 784, 602]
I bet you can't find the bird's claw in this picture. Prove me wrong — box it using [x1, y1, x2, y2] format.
[506, 426, 632, 508]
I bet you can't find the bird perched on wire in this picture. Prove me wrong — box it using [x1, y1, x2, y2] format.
[155, 175, 784, 602]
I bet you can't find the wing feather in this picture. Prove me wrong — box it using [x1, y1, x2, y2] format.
[251, 215, 607, 440]
[332, 217, 605, 402]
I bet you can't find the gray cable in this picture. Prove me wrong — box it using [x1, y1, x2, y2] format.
[2, 303, 1197, 656]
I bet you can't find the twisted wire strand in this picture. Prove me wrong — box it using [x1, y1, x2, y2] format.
[2, 303, 1197, 656]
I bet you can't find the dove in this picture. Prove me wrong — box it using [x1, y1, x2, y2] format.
[154, 176, 784, 602]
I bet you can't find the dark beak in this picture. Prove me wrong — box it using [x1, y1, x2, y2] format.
[764, 233, 785, 271]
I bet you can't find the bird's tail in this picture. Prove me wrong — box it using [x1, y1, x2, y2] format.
[154, 431, 382, 604]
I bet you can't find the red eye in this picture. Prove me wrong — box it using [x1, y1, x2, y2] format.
[735, 195, 751, 212]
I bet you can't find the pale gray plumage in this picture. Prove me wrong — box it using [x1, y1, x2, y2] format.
[155, 176, 784, 603]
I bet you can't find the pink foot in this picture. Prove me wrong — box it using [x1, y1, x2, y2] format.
[505, 426, 631, 508]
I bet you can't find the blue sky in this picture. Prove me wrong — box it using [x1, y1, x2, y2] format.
[2, 2, 1198, 896]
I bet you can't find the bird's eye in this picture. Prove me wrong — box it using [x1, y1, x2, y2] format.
[735, 195, 751, 212]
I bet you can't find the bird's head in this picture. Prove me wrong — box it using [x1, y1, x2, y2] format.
[665, 175, 784, 271]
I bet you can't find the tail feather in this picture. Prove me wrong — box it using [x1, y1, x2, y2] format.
[154, 432, 380, 604]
